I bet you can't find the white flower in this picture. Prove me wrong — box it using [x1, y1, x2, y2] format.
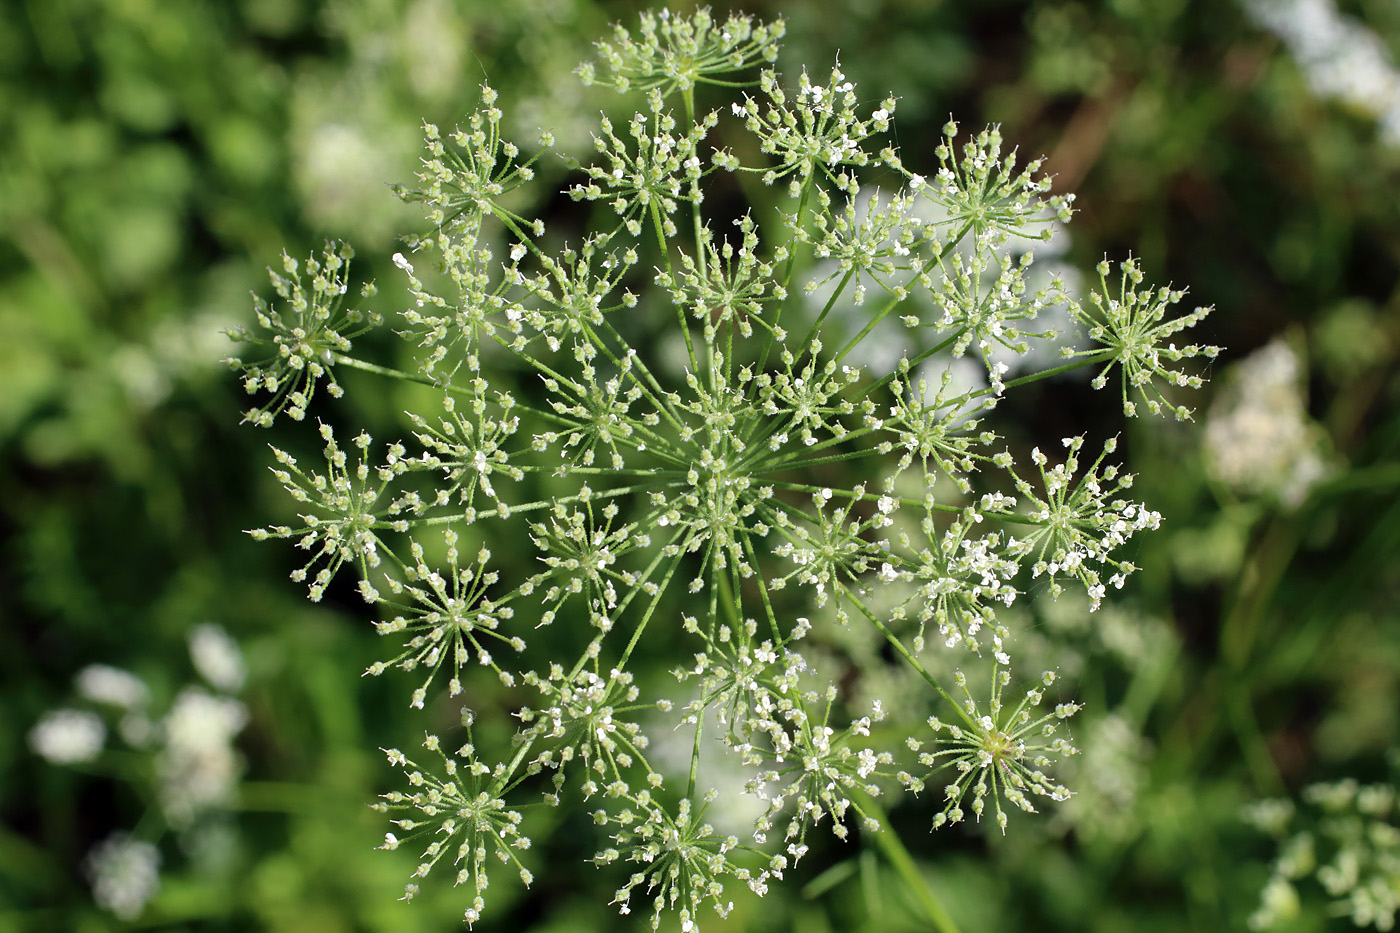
[188, 624, 247, 692]
[1203, 338, 1330, 508]
[906, 668, 1079, 834]
[157, 688, 249, 826]
[86, 833, 161, 920]
[75, 665, 149, 708]
[1245, 0, 1400, 144]
[232, 11, 1197, 924]
[29, 709, 105, 765]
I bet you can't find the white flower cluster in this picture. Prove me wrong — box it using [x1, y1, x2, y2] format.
[1204, 337, 1331, 508]
[29, 708, 106, 765]
[900, 669, 1078, 834]
[1245, 0, 1400, 145]
[1006, 434, 1160, 611]
[1063, 257, 1219, 420]
[86, 833, 162, 921]
[233, 9, 1217, 928]
[1056, 712, 1150, 845]
[29, 624, 249, 920]
[158, 687, 249, 827]
[577, 8, 785, 98]
[225, 243, 382, 426]
[1248, 779, 1400, 930]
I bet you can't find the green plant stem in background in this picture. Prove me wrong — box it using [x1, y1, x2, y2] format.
[853, 789, 963, 933]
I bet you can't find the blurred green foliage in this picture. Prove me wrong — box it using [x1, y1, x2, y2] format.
[2, 0, 1399, 930]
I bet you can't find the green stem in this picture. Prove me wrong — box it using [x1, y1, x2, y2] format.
[984, 350, 1117, 397]
[594, 318, 690, 435]
[841, 585, 975, 730]
[766, 480, 961, 515]
[350, 324, 590, 406]
[499, 735, 540, 792]
[715, 550, 742, 630]
[739, 528, 785, 643]
[682, 88, 707, 282]
[756, 170, 816, 375]
[852, 331, 965, 402]
[512, 465, 685, 477]
[333, 353, 450, 390]
[792, 267, 855, 354]
[834, 291, 906, 364]
[412, 480, 672, 526]
[758, 446, 891, 473]
[617, 541, 690, 670]
[652, 201, 699, 378]
[852, 789, 962, 933]
[740, 416, 888, 473]
[687, 709, 704, 801]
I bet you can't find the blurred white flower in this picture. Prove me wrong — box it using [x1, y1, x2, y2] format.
[110, 307, 239, 410]
[76, 665, 150, 708]
[29, 709, 105, 765]
[1245, 0, 1400, 145]
[1203, 338, 1331, 507]
[119, 711, 155, 748]
[86, 833, 161, 920]
[644, 714, 765, 837]
[188, 623, 246, 693]
[1048, 711, 1151, 846]
[157, 687, 248, 826]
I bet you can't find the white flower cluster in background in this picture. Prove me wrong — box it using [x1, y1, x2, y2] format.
[1203, 338, 1331, 508]
[86, 833, 162, 921]
[158, 687, 249, 828]
[1056, 712, 1150, 845]
[108, 307, 240, 411]
[28, 708, 106, 765]
[1247, 779, 1400, 930]
[188, 622, 248, 693]
[1244, 0, 1400, 144]
[76, 664, 151, 707]
[28, 623, 249, 921]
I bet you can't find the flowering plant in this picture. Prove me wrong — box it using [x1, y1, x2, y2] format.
[227, 8, 1217, 928]
[27, 626, 250, 920]
[1246, 779, 1400, 930]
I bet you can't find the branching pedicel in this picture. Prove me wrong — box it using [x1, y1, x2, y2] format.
[227, 8, 1218, 928]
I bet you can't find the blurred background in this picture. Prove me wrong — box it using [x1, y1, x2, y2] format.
[2, 0, 1398, 930]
